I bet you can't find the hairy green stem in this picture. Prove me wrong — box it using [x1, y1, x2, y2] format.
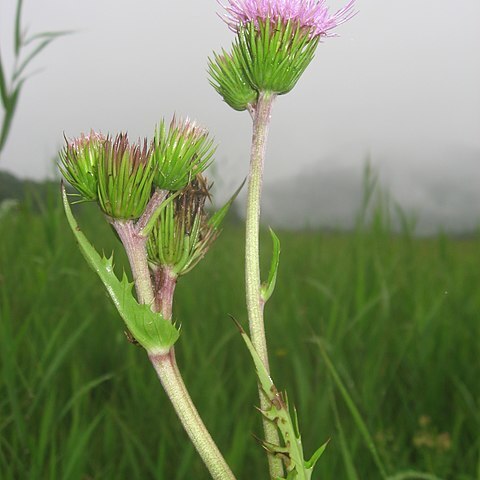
[112, 189, 167, 305]
[118, 226, 235, 480]
[150, 350, 236, 480]
[153, 266, 177, 318]
[151, 268, 236, 480]
[245, 91, 284, 478]
[112, 220, 154, 305]
[136, 188, 168, 236]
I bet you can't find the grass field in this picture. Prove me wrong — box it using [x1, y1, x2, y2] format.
[0, 184, 479, 479]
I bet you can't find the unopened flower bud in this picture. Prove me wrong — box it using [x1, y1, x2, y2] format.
[59, 131, 105, 201]
[152, 117, 215, 191]
[147, 175, 220, 276]
[208, 48, 258, 111]
[97, 134, 154, 219]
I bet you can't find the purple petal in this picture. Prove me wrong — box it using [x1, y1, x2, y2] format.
[219, 0, 357, 37]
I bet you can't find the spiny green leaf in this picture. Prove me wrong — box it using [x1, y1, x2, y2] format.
[304, 440, 329, 470]
[261, 228, 280, 302]
[235, 319, 326, 479]
[62, 185, 179, 353]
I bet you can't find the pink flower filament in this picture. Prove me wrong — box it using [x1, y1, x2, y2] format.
[221, 0, 356, 37]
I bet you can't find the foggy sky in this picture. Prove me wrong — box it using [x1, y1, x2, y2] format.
[1, 0, 479, 229]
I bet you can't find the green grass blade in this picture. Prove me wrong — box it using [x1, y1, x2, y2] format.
[13, 37, 57, 82]
[0, 51, 9, 108]
[26, 315, 93, 417]
[314, 337, 389, 479]
[0, 82, 23, 152]
[24, 30, 73, 45]
[62, 413, 103, 479]
[0, 291, 28, 446]
[387, 472, 445, 480]
[329, 388, 360, 480]
[58, 373, 114, 421]
[14, 0, 23, 56]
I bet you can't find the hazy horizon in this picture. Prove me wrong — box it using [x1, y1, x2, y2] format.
[1, 0, 479, 231]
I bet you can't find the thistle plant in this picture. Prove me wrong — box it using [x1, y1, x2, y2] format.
[209, 0, 356, 478]
[60, 119, 237, 479]
[60, 1, 356, 478]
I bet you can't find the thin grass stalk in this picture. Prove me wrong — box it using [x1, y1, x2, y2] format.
[315, 337, 389, 479]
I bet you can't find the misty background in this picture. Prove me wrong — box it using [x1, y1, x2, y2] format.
[1, 0, 479, 234]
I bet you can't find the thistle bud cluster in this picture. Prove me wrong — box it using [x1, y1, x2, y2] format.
[153, 117, 215, 191]
[60, 117, 214, 219]
[59, 118, 233, 277]
[209, 0, 356, 109]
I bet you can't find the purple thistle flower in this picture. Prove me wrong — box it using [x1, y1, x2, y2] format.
[220, 0, 356, 37]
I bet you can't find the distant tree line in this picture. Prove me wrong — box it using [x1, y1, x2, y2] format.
[0, 170, 58, 203]
[0, 169, 244, 224]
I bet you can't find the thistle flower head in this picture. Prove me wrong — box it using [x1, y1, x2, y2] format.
[97, 133, 155, 219]
[153, 116, 215, 191]
[59, 130, 106, 201]
[221, 0, 356, 38]
[147, 173, 242, 276]
[211, 0, 356, 101]
[147, 174, 219, 276]
[208, 48, 258, 111]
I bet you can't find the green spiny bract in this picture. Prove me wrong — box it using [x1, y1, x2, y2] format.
[59, 131, 106, 201]
[235, 18, 319, 96]
[152, 117, 215, 191]
[208, 47, 258, 111]
[238, 322, 328, 480]
[97, 134, 155, 220]
[147, 175, 219, 277]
